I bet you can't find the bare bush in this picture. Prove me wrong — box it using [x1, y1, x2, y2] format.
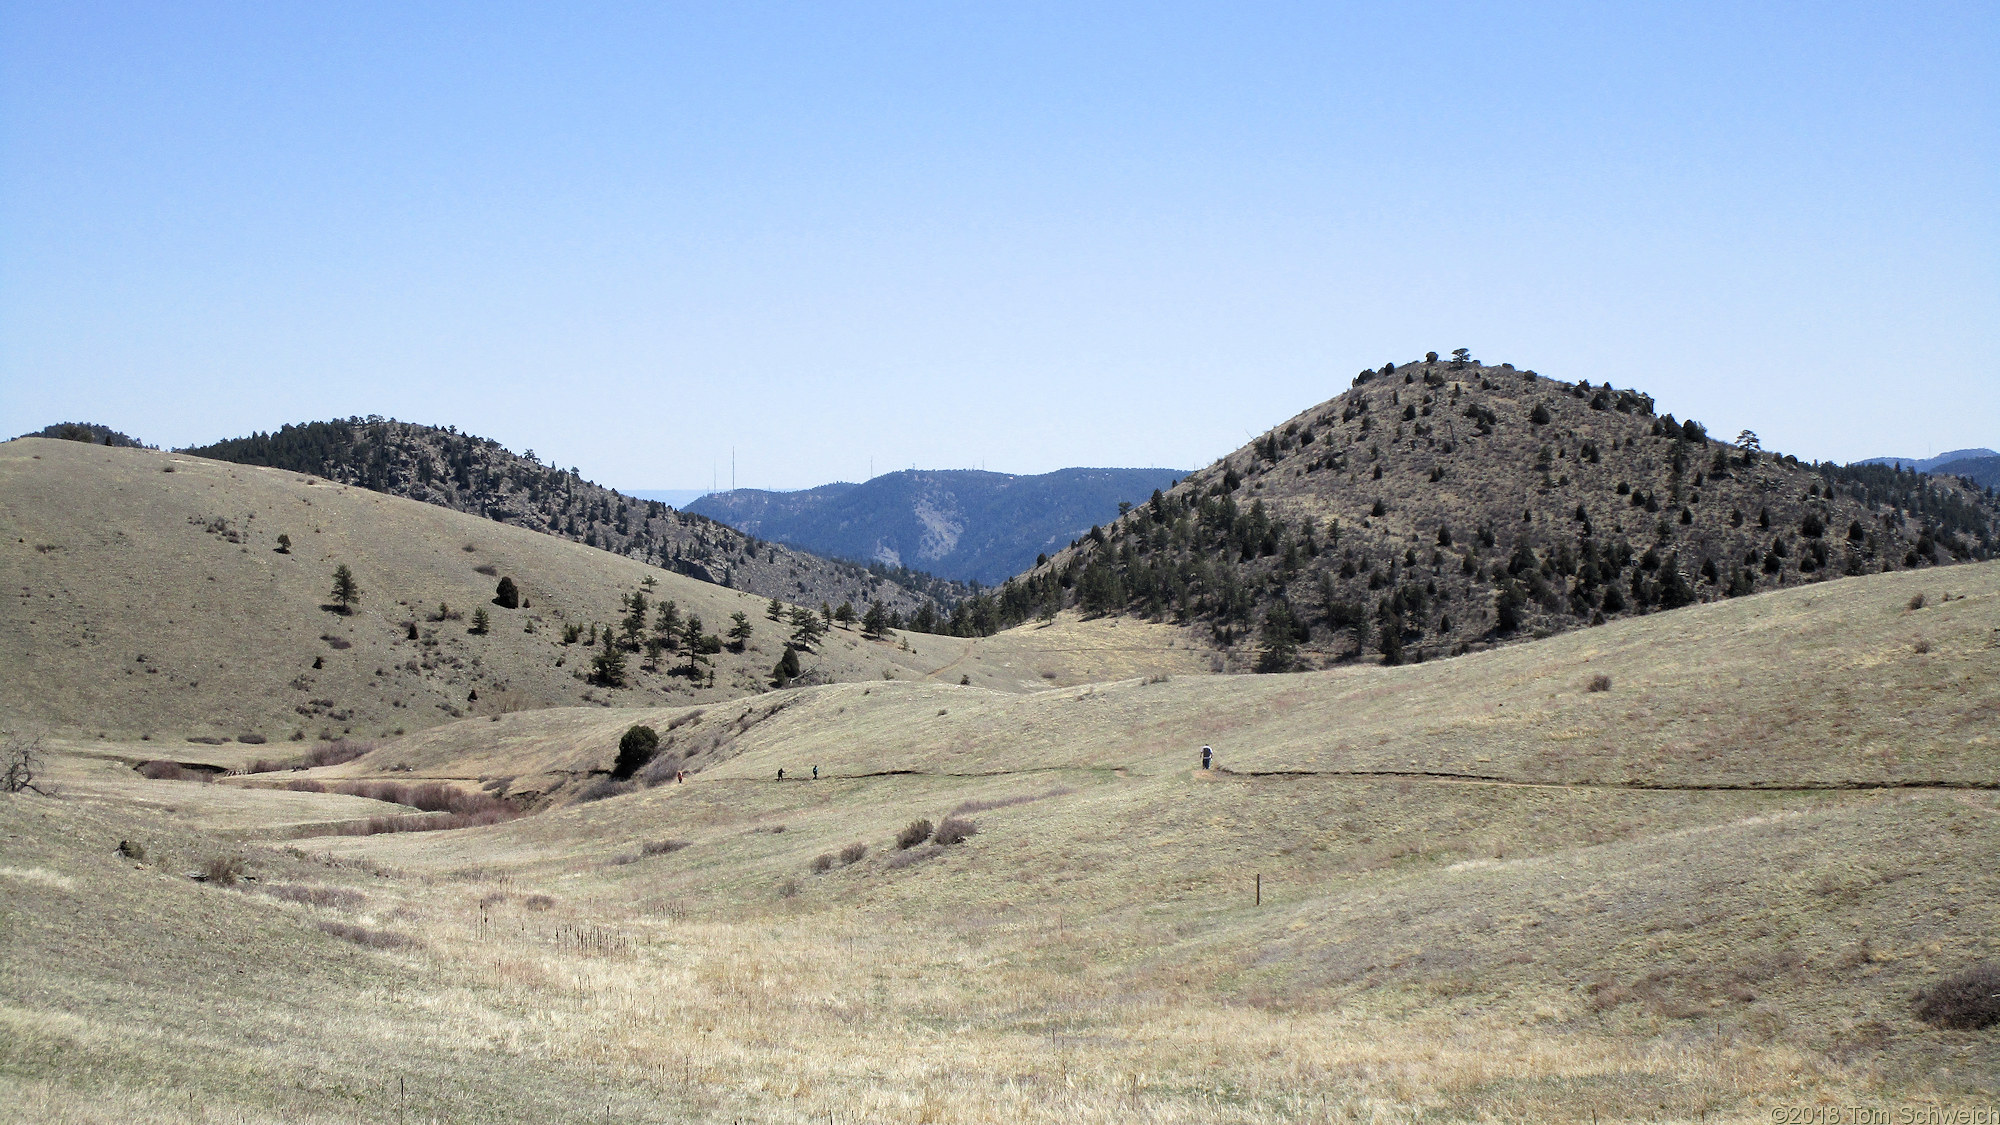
[810, 853, 835, 873]
[1916, 963, 2000, 1029]
[522, 894, 556, 911]
[896, 818, 934, 850]
[1908, 592, 1926, 611]
[885, 844, 942, 870]
[317, 921, 418, 950]
[203, 855, 245, 886]
[3, 736, 45, 794]
[576, 777, 635, 803]
[839, 842, 867, 865]
[137, 760, 209, 781]
[1912, 637, 1933, 654]
[934, 817, 979, 846]
[1587, 674, 1613, 693]
[641, 840, 690, 857]
[263, 883, 364, 910]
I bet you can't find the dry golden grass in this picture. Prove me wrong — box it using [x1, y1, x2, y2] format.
[3, 561, 1996, 1123]
[0, 437, 1202, 752]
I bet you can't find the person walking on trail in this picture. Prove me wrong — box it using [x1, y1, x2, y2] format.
[777, 768, 785, 781]
[812, 765, 819, 780]
[1201, 745, 1213, 770]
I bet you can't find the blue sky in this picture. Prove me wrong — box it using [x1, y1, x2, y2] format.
[3, 2, 1993, 490]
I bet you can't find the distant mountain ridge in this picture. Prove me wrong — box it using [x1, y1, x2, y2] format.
[1857, 449, 1997, 473]
[687, 467, 1189, 585]
[180, 418, 966, 614]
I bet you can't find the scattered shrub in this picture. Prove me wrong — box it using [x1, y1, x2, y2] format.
[1908, 592, 1926, 611]
[810, 853, 835, 873]
[137, 760, 204, 781]
[641, 839, 689, 856]
[1915, 963, 2000, 1029]
[116, 839, 146, 861]
[1587, 674, 1613, 693]
[885, 844, 943, 870]
[237, 733, 267, 745]
[839, 842, 868, 865]
[777, 878, 800, 898]
[493, 576, 519, 608]
[263, 883, 364, 910]
[933, 817, 979, 846]
[896, 818, 935, 850]
[523, 894, 556, 911]
[1912, 637, 1933, 654]
[317, 921, 418, 950]
[576, 777, 634, 803]
[473, 563, 499, 576]
[203, 855, 245, 886]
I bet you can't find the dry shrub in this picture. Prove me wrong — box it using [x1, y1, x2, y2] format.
[317, 921, 418, 950]
[776, 878, 800, 898]
[318, 634, 353, 650]
[1912, 637, 1933, 654]
[896, 818, 934, 850]
[236, 733, 267, 745]
[1587, 673, 1613, 692]
[284, 779, 326, 793]
[332, 780, 518, 820]
[137, 760, 207, 782]
[1908, 592, 1926, 611]
[838, 842, 867, 865]
[641, 839, 690, 857]
[576, 777, 635, 803]
[116, 839, 146, 861]
[810, 853, 835, 874]
[522, 894, 556, 911]
[263, 883, 364, 911]
[951, 787, 1072, 816]
[203, 855, 245, 886]
[1915, 963, 2000, 1029]
[243, 739, 372, 773]
[934, 817, 979, 846]
[666, 709, 704, 731]
[885, 844, 942, 870]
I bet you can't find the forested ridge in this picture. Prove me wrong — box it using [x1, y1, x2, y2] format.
[945, 354, 2000, 666]
[183, 419, 964, 616]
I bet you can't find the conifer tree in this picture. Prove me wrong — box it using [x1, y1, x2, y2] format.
[727, 611, 753, 652]
[592, 630, 627, 687]
[330, 564, 360, 614]
[861, 601, 889, 637]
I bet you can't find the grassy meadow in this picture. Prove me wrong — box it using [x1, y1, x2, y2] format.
[3, 559, 1996, 1122]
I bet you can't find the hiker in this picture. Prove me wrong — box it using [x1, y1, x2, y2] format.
[777, 767, 785, 781]
[1201, 745, 1212, 770]
[812, 765, 819, 780]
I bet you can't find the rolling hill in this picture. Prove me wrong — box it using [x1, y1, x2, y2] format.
[180, 418, 966, 615]
[6, 557, 1995, 1122]
[995, 355, 1999, 670]
[686, 467, 1188, 584]
[0, 437, 1199, 745]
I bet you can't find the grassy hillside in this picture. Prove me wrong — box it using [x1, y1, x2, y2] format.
[997, 357, 1998, 669]
[688, 467, 1188, 584]
[4, 559, 1994, 1122]
[181, 417, 966, 614]
[0, 437, 1199, 746]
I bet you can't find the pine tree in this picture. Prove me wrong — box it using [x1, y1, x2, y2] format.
[861, 601, 889, 637]
[766, 597, 785, 622]
[330, 564, 360, 614]
[592, 631, 627, 687]
[772, 645, 801, 687]
[834, 601, 856, 628]
[471, 608, 490, 634]
[727, 611, 753, 652]
[494, 576, 520, 608]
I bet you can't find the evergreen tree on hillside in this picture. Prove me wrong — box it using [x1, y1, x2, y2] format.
[592, 630, 627, 687]
[330, 564, 360, 614]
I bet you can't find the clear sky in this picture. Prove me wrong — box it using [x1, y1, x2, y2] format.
[3, 2, 1994, 491]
